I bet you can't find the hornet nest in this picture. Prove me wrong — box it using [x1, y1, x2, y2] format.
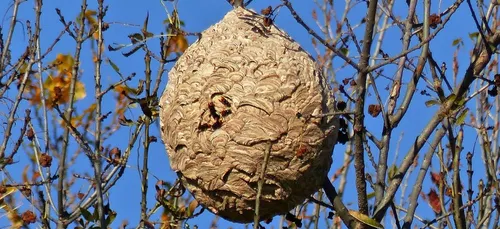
[159, 7, 339, 223]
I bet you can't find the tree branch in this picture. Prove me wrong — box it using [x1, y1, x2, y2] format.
[322, 177, 358, 228]
[352, 0, 378, 216]
[281, 0, 359, 71]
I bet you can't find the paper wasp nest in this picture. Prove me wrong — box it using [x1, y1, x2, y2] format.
[159, 7, 338, 223]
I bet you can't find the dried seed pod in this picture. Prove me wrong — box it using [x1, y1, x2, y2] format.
[368, 104, 382, 117]
[21, 210, 36, 224]
[261, 6, 272, 16]
[159, 8, 339, 223]
[26, 128, 34, 141]
[429, 14, 442, 29]
[108, 147, 122, 165]
[39, 153, 52, 168]
[263, 17, 273, 27]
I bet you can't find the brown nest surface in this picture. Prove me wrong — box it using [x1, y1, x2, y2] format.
[159, 7, 339, 223]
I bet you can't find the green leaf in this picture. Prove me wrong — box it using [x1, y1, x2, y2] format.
[107, 58, 120, 74]
[80, 207, 94, 222]
[425, 99, 440, 107]
[452, 38, 463, 46]
[367, 192, 376, 200]
[468, 32, 479, 41]
[143, 31, 154, 38]
[104, 211, 117, 227]
[454, 96, 466, 107]
[128, 33, 144, 44]
[143, 12, 149, 32]
[456, 108, 469, 126]
[340, 47, 349, 56]
[444, 93, 457, 103]
[388, 165, 398, 180]
[350, 210, 384, 229]
[93, 206, 99, 223]
[118, 114, 135, 126]
[164, 9, 183, 32]
[490, 44, 496, 51]
[142, 12, 154, 38]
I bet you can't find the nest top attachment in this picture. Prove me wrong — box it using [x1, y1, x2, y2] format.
[159, 7, 338, 223]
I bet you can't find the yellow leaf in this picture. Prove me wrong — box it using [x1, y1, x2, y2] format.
[29, 85, 42, 105]
[74, 81, 87, 100]
[84, 103, 97, 114]
[59, 114, 83, 128]
[18, 62, 28, 76]
[52, 54, 74, 74]
[0, 187, 22, 228]
[78, 9, 97, 27]
[43, 75, 86, 109]
[85, 10, 97, 17]
[167, 34, 188, 56]
[176, 34, 188, 52]
[114, 84, 141, 96]
[349, 211, 384, 229]
[456, 108, 469, 125]
[0, 187, 17, 202]
[187, 199, 198, 216]
[7, 210, 23, 228]
[22, 165, 29, 184]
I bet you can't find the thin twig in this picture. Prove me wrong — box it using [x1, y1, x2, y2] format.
[395, 205, 439, 229]
[57, 1, 88, 226]
[389, 202, 401, 229]
[244, 0, 254, 7]
[254, 141, 272, 228]
[421, 193, 487, 228]
[0, 0, 22, 76]
[402, 127, 446, 228]
[0, 30, 35, 160]
[64, 122, 144, 225]
[322, 177, 357, 228]
[280, 0, 359, 71]
[140, 49, 153, 227]
[1, 109, 29, 170]
[29, 121, 58, 213]
[368, 0, 465, 73]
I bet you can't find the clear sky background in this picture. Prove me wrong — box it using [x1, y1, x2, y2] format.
[0, 0, 490, 228]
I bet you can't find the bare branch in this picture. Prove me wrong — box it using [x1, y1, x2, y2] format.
[0, 0, 23, 76]
[280, 0, 359, 71]
[351, 0, 378, 216]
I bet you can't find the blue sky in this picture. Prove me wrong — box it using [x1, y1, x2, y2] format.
[0, 0, 491, 228]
